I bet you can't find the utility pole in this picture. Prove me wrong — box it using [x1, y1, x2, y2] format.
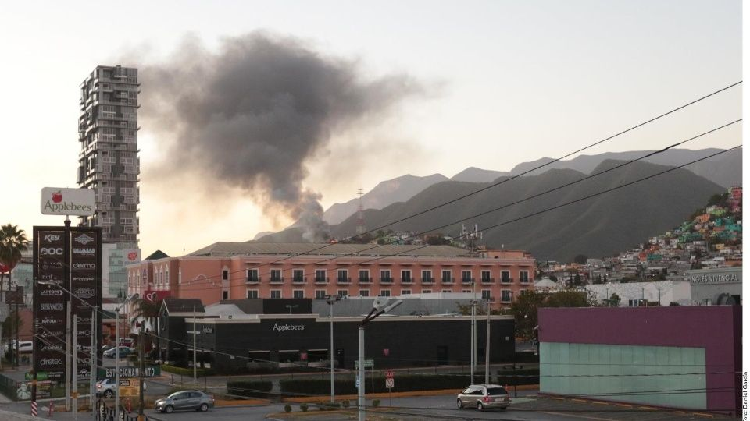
[138, 323, 145, 421]
[65, 298, 71, 411]
[193, 306, 197, 384]
[90, 307, 96, 415]
[484, 300, 491, 385]
[14, 293, 19, 368]
[72, 315, 78, 418]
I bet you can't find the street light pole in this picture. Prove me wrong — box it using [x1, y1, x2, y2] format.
[115, 293, 138, 421]
[358, 298, 402, 421]
[326, 295, 340, 403]
[485, 299, 491, 385]
[193, 306, 197, 384]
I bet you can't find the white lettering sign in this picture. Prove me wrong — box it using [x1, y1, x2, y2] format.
[41, 188, 95, 216]
[272, 323, 305, 332]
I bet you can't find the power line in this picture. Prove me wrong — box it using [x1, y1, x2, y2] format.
[142, 81, 742, 291]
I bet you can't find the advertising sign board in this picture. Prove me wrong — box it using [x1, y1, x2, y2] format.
[40, 188, 95, 216]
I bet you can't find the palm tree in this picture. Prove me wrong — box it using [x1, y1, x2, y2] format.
[0, 224, 29, 301]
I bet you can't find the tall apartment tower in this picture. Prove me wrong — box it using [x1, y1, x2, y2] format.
[77, 65, 140, 245]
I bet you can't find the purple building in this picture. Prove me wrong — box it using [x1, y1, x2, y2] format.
[538, 306, 741, 415]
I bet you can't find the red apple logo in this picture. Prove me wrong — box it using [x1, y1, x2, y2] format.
[127, 252, 137, 261]
[52, 191, 62, 203]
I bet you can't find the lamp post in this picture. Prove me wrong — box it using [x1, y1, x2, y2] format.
[326, 295, 341, 403]
[115, 293, 139, 421]
[358, 298, 402, 421]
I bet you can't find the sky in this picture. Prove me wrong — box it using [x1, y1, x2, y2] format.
[0, 0, 743, 257]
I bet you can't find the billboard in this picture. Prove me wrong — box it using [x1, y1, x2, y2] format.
[40, 188, 95, 216]
[33, 226, 102, 399]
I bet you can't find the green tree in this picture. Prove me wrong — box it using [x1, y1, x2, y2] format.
[145, 250, 169, 260]
[0, 225, 29, 300]
[573, 254, 588, 264]
[511, 290, 592, 339]
[606, 293, 621, 307]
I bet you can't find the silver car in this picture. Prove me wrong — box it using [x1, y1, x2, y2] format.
[457, 384, 510, 411]
[155, 390, 215, 413]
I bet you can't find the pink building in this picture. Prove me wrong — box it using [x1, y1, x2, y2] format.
[127, 243, 535, 311]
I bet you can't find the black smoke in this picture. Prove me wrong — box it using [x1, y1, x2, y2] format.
[139, 32, 424, 239]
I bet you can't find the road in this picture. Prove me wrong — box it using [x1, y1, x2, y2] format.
[1, 393, 733, 421]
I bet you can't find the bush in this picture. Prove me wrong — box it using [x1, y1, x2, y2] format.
[341, 400, 349, 408]
[372, 399, 380, 408]
[226, 380, 273, 398]
[284, 404, 291, 413]
[280, 375, 471, 396]
[496, 369, 539, 386]
[161, 364, 214, 377]
[300, 403, 309, 412]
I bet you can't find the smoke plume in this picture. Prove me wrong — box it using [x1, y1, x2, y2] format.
[139, 32, 424, 239]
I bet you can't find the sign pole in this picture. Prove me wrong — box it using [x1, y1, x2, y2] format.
[64, 217, 71, 411]
[90, 306, 96, 415]
[73, 314, 78, 419]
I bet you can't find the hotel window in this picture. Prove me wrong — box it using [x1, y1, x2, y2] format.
[293, 269, 304, 283]
[222, 270, 229, 281]
[441, 270, 452, 283]
[421, 270, 432, 282]
[442, 289, 452, 293]
[501, 290, 512, 302]
[165, 269, 169, 285]
[401, 270, 412, 283]
[401, 289, 411, 295]
[481, 290, 491, 300]
[520, 271, 530, 283]
[222, 291, 229, 300]
[270, 269, 282, 282]
[247, 269, 260, 282]
[461, 270, 472, 282]
[337, 290, 349, 297]
[315, 270, 327, 283]
[315, 290, 327, 299]
[481, 270, 491, 283]
[380, 270, 392, 282]
[293, 290, 304, 299]
[379, 289, 391, 297]
[247, 290, 259, 299]
[422, 289, 432, 294]
[337, 269, 349, 282]
[501, 271, 511, 283]
[462, 289, 472, 293]
[270, 290, 282, 299]
[359, 290, 370, 297]
[359, 270, 370, 282]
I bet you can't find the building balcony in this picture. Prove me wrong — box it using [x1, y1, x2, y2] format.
[314, 277, 329, 285]
[292, 277, 306, 285]
[358, 277, 372, 284]
[481, 277, 495, 284]
[336, 277, 351, 285]
[380, 277, 394, 284]
[461, 278, 475, 285]
[500, 277, 513, 284]
[246, 277, 261, 284]
[269, 277, 284, 284]
[400, 278, 414, 284]
[420, 277, 434, 285]
[441, 278, 453, 284]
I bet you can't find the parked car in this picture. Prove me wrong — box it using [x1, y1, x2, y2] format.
[96, 378, 117, 398]
[155, 390, 214, 413]
[456, 384, 510, 411]
[4, 341, 33, 353]
[103, 346, 131, 358]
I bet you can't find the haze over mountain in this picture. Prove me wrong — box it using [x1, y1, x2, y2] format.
[329, 160, 725, 262]
[322, 174, 448, 225]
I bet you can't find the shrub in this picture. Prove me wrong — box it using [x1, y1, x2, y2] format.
[300, 403, 308, 412]
[226, 380, 273, 398]
[161, 364, 214, 377]
[341, 400, 349, 408]
[284, 404, 292, 413]
[372, 399, 380, 408]
[496, 369, 540, 386]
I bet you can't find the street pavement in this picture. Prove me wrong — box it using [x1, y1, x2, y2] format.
[0, 393, 734, 421]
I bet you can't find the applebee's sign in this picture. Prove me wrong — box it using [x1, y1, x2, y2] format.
[41, 188, 95, 216]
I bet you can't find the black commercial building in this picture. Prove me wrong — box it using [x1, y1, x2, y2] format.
[159, 299, 515, 374]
